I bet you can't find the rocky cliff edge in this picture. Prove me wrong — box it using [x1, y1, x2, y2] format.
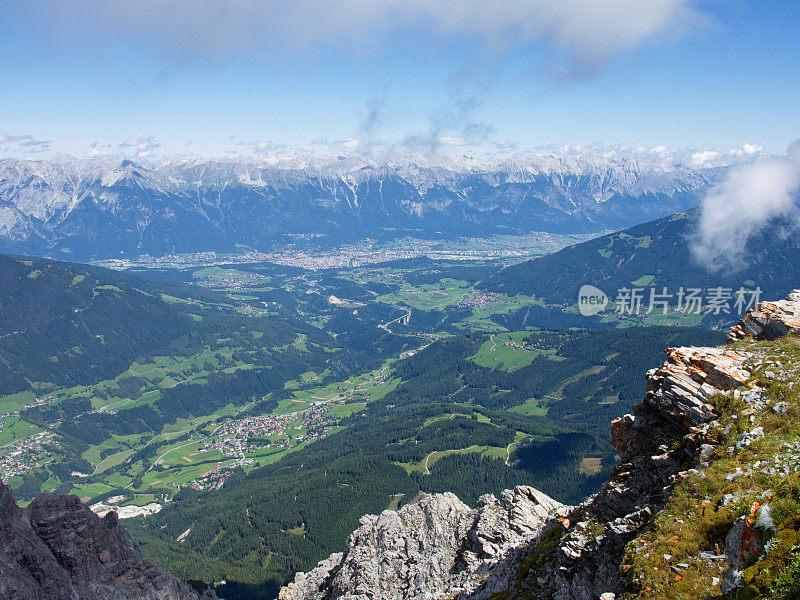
[279, 486, 565, 600]
[0, 481, 214, 600]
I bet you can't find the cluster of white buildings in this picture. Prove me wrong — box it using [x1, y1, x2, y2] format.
[183, 458, 258, 492]
[459, 291, 502, 309]
[0, 432, 55, 479]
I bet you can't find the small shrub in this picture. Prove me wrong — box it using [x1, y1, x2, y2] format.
[771, 546, 800, 600]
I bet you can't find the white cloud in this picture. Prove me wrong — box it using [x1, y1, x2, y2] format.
[439, 136, 469, 147]
[118, 135, 161, 158]
[87, 141, 115, 157]
[691, 141, 800, 271]
[310, 138, 364, 151]
[32, 0, 706, 69]
[0, 133, 52, 154]
[729, 142, 765, 158]
[240, 139, 295, 157]
[494, 140, 519, 151]
[690, 150, 720, 166]
[511, 141, 767, 169]
[252, 141, 278, 154]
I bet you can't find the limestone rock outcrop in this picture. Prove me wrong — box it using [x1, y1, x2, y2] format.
[279, 486, 564, 600]
[0, 481, 212, 600]
[727, 289, 800, 342]
[493, 344, 753, 600]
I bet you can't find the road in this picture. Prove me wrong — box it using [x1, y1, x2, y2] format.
[505, 443, 514, 466]
[422, 451, 436, 475]
[489, 334, 500, 351]
[423, 445, 478, 475]
[139, 423, 224, 481]
[378, 305, 412, 333]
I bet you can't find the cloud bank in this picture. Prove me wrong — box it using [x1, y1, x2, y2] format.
[513, 141, 765, 169]
[118, 136, 161, 158]
[0, 134, 52, 154]
[33, 0, 704, 69]
[691, 141, 800, 271]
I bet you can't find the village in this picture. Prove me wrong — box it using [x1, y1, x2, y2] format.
[458, 290, 503, 309]
[200, 403, 335, 459]
[0, 393, 58, 423]
[0, 431, 56, 480]
[183, 401, 339, 491]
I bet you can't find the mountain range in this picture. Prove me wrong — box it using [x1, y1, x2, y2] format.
[0, 154, 720, 260]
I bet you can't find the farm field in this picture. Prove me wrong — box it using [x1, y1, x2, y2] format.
[469, 332, 555, 370]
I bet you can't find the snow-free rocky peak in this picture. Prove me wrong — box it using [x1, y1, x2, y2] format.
[279, 486, 565, 600]
[0, 480, 214, 600]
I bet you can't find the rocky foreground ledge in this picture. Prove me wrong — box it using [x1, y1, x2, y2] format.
[280, 486, 565, 600]
[0, 480, 213, 600]
[281, 290, 800, 600]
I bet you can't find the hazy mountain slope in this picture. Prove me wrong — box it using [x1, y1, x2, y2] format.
[0, 155, 719, 260]
[0, 253, 335, 395]
[480, 209, 800, 304]
[0, 253, 200, 394]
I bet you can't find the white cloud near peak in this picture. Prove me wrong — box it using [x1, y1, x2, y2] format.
[691, 141, 800, 271]
[439, 136, 470, 147]
[730, 142, 765, 158]
[0, 133, 52, 154]
[118, 136, 161, 158]
[690, 150, 720, 166]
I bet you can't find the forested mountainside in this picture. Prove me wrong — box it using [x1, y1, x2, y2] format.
[0, 155, 718, 259]
[0, 253, 196, 393]
[279, 292, 800, 600]
[0, 253, 337, 395]
[481, 209, 800, 305]
[129, 326, 723, 599]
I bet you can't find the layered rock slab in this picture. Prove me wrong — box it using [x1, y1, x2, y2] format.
[727, 289, 800, 342]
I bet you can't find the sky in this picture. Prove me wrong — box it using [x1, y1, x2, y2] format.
[0, 0, 798, 161]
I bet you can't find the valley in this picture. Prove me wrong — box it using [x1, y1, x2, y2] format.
[1, 208, 795, 599]
[93, 231, 597, 272]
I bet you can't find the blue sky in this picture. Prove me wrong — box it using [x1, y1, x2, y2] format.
[1, 0, 798, 160]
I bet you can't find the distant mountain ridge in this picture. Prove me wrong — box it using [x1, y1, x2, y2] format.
[480, 209, 800, 308]
[0, 154, 720, 260]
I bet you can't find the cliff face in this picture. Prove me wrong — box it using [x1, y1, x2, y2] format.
[280, 487, 564, 600]
[727, 290, 800, 342]
[280, 290, 800, 600]
[0, 482, 212, 600]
